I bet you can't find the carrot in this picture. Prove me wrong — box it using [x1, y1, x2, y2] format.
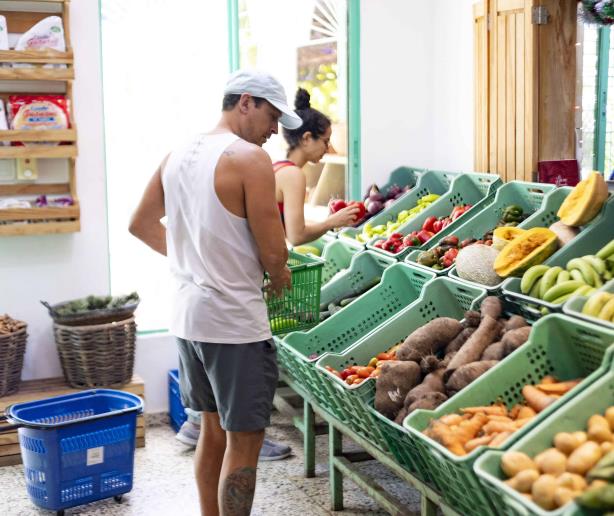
[539, 375, 558, 384]
[439, 414, 464, 426]
[522, 385, 557, 413]
[517, 405, 537, 419]
[483, 420, 517, 435]
[453, 413, 488, 444]
[490, 431, 512, 447]
[535, 380, 581, 395]
[513, 417, 534, 429]
[428, 421, 467, 456]
[461, 405, 507, 417]
[464, 434, 495, 452]
[486, 415, 513, 423]
[509, 404, 523, 419]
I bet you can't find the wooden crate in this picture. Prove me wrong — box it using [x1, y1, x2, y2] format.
[0, 375, 145, 467]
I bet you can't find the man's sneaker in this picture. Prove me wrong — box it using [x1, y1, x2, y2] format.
[175, 421, 200, 447]
[259, 439, 292, 461]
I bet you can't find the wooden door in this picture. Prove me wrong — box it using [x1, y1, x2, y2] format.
[474, 0, 489, 172]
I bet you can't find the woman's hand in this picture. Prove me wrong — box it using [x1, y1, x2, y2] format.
[327, 205, 361, 230]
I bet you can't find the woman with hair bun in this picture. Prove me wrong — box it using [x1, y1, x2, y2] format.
[273, 88, 358, 245]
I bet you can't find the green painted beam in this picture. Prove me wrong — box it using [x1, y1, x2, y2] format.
[227, 0, 240, 72]
[594, 27, 610, 173]
[347, 0, 361, 200]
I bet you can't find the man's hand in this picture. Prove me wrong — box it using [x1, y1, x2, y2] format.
[267, 266, 292, 297]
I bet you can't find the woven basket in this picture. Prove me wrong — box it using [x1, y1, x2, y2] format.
[54, 317, 136, 388]
[0, 327, 27, 397]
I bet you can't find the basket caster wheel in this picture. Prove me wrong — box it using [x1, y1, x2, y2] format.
[114, 495, 123, 503]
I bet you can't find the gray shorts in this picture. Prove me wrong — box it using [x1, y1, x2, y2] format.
[176, 337, 278, 432]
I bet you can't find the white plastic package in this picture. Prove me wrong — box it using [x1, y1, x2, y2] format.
[14, 16, 66, 69]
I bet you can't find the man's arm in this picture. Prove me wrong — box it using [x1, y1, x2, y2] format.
[242, 150, 290, 294]
[128, 157, 168, 256]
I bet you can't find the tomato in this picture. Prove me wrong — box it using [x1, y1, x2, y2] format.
[356, 366, 375, 378]
[376, 352, 391, 361]
[328, 198, 347, 214]
[389, 232, 403, 241]
[352, 377, 364, 385]
[340, 369, 352, 380]
[345, 374, 359, 385]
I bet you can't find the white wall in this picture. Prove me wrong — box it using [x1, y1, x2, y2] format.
[360, 0, 475, 188]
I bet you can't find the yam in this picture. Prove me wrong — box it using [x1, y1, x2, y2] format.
[504, 315, 528, 333]
[445, 327, 476, 355]
[444, 316, 501, 378]
[403, 369, 446, 410]
[481, 341, 506, 361]
[445, 360, 499, 395]
[394, 407, 408, 426]
[463, 310, 482, 328]
[396, 318, 463, 362]
[420, 355, 442, 375]
[374, 361, 422, 419]
[480, 296, 503, 320]
[502, 326, 531, 356]
[407, 392, 448, 414]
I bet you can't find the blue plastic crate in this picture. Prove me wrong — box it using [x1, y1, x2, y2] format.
[168, 369, 187, 433]
[6, 389, 143, 513]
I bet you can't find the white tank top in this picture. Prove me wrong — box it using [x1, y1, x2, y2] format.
[162, 132, 272, 343]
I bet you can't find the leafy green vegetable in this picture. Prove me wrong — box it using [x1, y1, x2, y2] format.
[55, 292, 139, 315]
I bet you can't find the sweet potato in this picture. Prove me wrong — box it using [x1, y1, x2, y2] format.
[481, 341, 505, 361]
[480, 296, 503, 320]
[445, 327, 477, 356]
[407, 392, 448, 414]
[420, 355, 442, 375]
[463, 310, 482, 328]
[504, 315, 528, 332]
[502, 326, 531, 356]
[403, 368, 446, 409]
[445, 315, 501, 378]
[374, 361, 422, 419]
[445, 360, 499, 395]
[394, 407, 408, 425]
[396, 318, 463, 362]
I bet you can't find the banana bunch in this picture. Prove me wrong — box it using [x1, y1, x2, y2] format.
[581, 290, 614, 323]
[520, 239, 614, 305]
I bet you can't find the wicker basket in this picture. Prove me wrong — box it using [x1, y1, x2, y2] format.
[54, 317, 136, 388]
[0, 327, 27, 396]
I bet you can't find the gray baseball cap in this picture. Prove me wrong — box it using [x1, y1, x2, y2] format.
[224, 69, 303, 130]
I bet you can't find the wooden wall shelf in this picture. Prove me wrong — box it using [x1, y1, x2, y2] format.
[0, 182, 70, 196]
[0, 144, 77, 158]
[0, 219, 79, 236]
[0, 49, 73, 64]
[0, 202, 79, 221]
[0, 129, 76, 142]
[0, 67, 74, 81]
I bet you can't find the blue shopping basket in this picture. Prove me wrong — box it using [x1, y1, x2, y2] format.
[1, 389, 143, 515]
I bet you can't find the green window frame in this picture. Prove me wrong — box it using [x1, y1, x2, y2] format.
[227, 0, 361, 198]
[594, 27, 609, 173]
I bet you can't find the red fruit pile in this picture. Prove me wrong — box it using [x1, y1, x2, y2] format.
[328, 198, 367, 224]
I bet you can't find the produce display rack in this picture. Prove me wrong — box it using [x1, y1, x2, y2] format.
[0, 0, 79, 236]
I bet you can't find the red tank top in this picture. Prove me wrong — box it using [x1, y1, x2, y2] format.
[273, 160, 297, 219]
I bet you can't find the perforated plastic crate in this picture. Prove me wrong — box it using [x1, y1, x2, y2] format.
[501, 196, 614, 322]
[319, 238, 363, 286]
[6, 389, 143, 513]
[403, 314, 614, 516]
[316, 277, 487, 465]
[366, 171, 502, 260]
[405, 180, 556, 276]
[276, 262, 435, 397]
[564, 279, 614, 330]
[475, 345, 614, 516]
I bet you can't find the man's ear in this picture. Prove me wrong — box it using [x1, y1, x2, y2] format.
[238, 93, 251, 114]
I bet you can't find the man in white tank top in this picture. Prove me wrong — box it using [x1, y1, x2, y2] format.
[129, 69, 301, 516]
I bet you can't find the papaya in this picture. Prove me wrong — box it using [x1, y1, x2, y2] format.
[493, 227, 558, 277]
[557, 171, 609, 227]
[492, 227, 526, 250]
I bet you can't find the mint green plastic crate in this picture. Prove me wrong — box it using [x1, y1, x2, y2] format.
[266, 250, 325, 336]
[366, 172, 503, 261]
[319, 250, 396, 308]
[564, 279, 614, 330]
[319, 238, 362, 286]
[447, 186, 574, 295]
[403, 313, 614, 516]
[475, 342, 614, 516]
[405, 181, 556, 276]
[338, 170, 457, 250]
[277, 263, 436, 398]
[316, 277, 487, 470]
[502, 196, 614, 322]
[294, 233, 336, 256]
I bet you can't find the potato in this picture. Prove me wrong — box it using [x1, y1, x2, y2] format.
[588, 415, 613, 443]
[567, 441, 603, 475]
[556, 472, 587, 492]
[588, 479, 608, 491]
[605, 407, 614, 431]
[505, 469, 539, 493]
[601, 441, 614, 454]
[554, 487, 580, 508]
[572, 431, 588, 446]
[532, 474, 558, 510]
[554, 432, 584, 455]
[501, 451, 538, 478]
[535, 448, 567, 475]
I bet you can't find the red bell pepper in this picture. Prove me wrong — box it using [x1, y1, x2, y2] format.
[422, 216, 437, 232]
[417, 229, 435, 244]
[432, 219, 443, 233]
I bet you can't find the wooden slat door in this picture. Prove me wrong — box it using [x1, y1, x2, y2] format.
[474, 0, 489, 172]
[488, 0, 538, 181]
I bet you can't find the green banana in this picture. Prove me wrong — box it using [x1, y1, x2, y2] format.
[575, 285, 596, 297]
[543, 280, 587, 303]
[589, 451, 614, 482]
[570, 269, 585, 282]
[556, 270, 571, 284]
[598, 297, 614, 321]
[596, 239, 614, 260]
[582, 292, 614, 317]
[521, 265, 550, 294]
[540, 266, 564, 299]
[552, 293, 574, 304]
[529, 278, 543, 299]
[577, 484, 614, 510]
[583, 255, 607, 276]
[567, 258, 596, 286]
[605, 271, 613, 281]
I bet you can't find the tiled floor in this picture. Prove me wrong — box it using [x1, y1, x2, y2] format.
[0, 411, 421, 515]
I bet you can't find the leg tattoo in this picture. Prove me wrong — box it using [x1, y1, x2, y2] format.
[221, 466, 257, 516]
